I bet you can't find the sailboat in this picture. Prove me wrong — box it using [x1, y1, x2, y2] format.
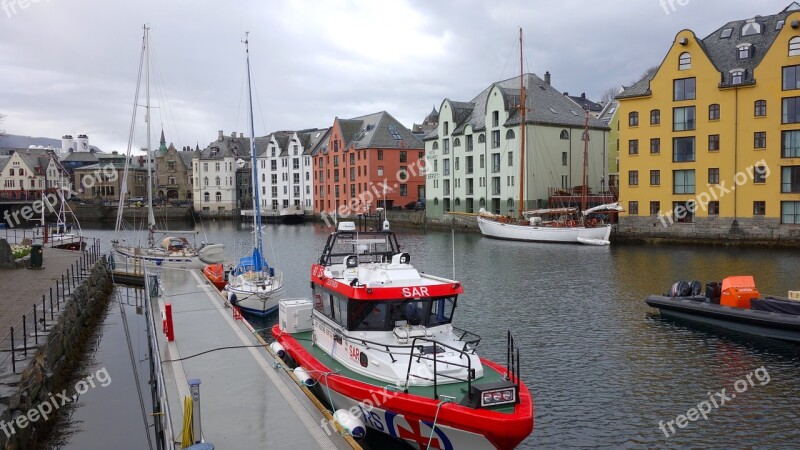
[112, 26, 225, 269]
[477, 28, 617, 245]
[223, 33, 285, 316]
[41, 189, 85, 251]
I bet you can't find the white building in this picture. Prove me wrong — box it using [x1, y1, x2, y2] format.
[192, 131, 249, 214]
[255, 128, 329, 213]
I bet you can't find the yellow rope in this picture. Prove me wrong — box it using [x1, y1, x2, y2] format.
[179, 396, 194, 447]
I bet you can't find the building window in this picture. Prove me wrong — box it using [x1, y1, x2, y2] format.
[400, 151, 407, 163]
[674, 77, 696, 101]
[491, 177, 500, 195]
[754, 99, 767, 116]
[678, 52, 691, 70]
[673, 137, 695, 162]
[628, 140, 639, 155]
[737, 44, 752, 59]
[791, 37, 800, 57]
[708, 134, 720, 151]
[650, 109, 661, 125]
[432, 142, 439, 151]
[629, 201, 639, 215]
[466, 156, 473, 174]
[782, 130, 800, 157]
[754, 132, 767, 149]
[480, 154, 484, 168]
[754, 165, 767, 183]
[377, 150, 384, 160]
[453, 137, 461, 147]
[562, 152, 568, 166]
[466, 135, 474, 151]
[506, 129, 515, 140]
[708, 168, 720, 185]
[673, 106, 695, 131]
[650, 138, 661, 154]
[491, 130, 500, 148]
[204, 192, 209, 202]
[753, 201, 766, 216]
[781, 166, 800, 193]
[628, 111, 639, 126]
[492, 111, 499, 127]
[628, 170, 639, 186]
[731, 70, 744, 85]
[709, 104, 720, 120]
[560, 130, 569, 139]
[215, 176, 221, 186]
[443, 139, 450, 155]
[650, 201, 661, 215]
[491, 153, 500, 173]
[478, 134, 485, 144]
[507, 152, 513, 166]
[443, 122, 449, 135]
[400, 184, 407, 196]
[443, 159, 450, 176]
[673, 169, 695, 194]
[673, 200, 695, 223]
[215, 192, 222, 202]
[650, 170, 660, 186]
[709, 201, 720, 215]
[781, 201, 800, 223]
[203, 177, 208, 186]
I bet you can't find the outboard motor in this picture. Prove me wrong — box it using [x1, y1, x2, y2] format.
[690, 281, 702, 296]
[670, 280, 691, 298]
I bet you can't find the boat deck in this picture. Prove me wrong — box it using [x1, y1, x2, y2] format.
[153, 268, 355, 449]
[289, 330, 515, 413]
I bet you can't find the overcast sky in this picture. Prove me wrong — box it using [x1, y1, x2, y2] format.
[0, 0, 793, 152]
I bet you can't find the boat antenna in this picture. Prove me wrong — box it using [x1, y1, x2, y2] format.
[244, 31, 264, 272]
[517, 27, 526, 220]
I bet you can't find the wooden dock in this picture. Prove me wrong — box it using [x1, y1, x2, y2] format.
[151, 267, 356, 449]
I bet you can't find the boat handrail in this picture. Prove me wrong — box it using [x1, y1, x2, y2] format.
[404, 336, 476, 401]
[452, 326, 482, 353]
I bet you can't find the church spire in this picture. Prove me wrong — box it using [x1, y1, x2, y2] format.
[158, 127, 168, 153]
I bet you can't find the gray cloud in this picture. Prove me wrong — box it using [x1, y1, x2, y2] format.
[0, 0, 789, 151]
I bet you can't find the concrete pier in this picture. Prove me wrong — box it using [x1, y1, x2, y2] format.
[153, 267, 355, 449]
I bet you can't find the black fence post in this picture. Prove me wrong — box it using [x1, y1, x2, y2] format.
[49, 289, 54, 320]
[22, 315, 27, 357]
[42, 295, 46, 328]
[10, 327, 15, 373]
[33, 306, 38, 345]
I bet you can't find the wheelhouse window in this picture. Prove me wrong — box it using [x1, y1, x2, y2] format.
[345, 297, 457, 331]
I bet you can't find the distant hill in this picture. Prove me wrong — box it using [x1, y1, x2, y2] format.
[0, 134, 102, 152]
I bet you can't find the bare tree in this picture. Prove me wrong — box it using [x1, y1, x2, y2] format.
[638, 65, 659, 82]
[600, 87, 620, 104]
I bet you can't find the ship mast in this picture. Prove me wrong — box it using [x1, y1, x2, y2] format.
[517, 27, 526, 219]
[581, 109, 589, 219]
[244, 32, 264, 271]
[144, 25, 156, 248]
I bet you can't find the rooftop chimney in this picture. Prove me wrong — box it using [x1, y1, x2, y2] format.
[218, 130, 224, 141]
[232, 131, 237, 138]
[581, 93, 586, 99]
[544, 71, 551, 85]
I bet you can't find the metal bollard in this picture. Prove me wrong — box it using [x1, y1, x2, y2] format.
[189, 379, 202, 444]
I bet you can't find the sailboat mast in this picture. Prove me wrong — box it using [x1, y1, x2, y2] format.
[244, 32, 263, 262]
[144, 25, 156, 248]
[517, 27, 526, 219]
[581, 109, 589, 215]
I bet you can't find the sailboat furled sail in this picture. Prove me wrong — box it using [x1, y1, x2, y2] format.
[223, 33, 285, 316]
[112, 26, 225, 269]
[477, 28, 615, 245]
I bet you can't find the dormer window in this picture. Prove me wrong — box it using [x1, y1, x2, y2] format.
[679, 52, 691, 70]
[737, 43, 753, 59]
[731, 70, 744, 85]
[741, 19, 762, 37]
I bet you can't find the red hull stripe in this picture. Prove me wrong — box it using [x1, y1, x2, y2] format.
[273, 325, 534, 450]
[310, 264, 465, 300]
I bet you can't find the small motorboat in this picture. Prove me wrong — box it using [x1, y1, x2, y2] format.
[202, 263, 228, 291]
[646, 276, 800, 342]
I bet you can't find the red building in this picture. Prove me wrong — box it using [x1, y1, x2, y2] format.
[313, 111, 424, 216]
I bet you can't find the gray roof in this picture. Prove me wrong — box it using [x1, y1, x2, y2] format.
[430, 73, 609, 141]
[299, 128, 330, 156]
[178, 151, 195, 169]
[0, 156, 10, 172]
[197, 133, 254, 160]
[61, 151, 100, 163]
[0, 134, 100, 152]
[567, 94, 603, 112]
[334, 111, 423, 151]
[309, 128, 332, 156]
[619, 3, 800, 98]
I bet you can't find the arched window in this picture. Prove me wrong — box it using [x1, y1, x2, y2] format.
[506, 129, 516, 139]
[215, 192, 222, 202]
[204, 192, 210, 202]
[790, 37, 800, 57]
[679, 52, 691, 70]
[455, 197, 461, 206]
[454, 138, 461, 147]
[754, 100, 766, 117]
[629, 111, 639, 126]
[433, 197, 439, 206]
[560, 130, 569, 140]
[432, 142, 439, 150]
[477, 134, 485, 144]
[215, 176, 221, 186]
[507, 198, 514, 208]
[203, 177, 208, 186]
[479, 198, 486, 207]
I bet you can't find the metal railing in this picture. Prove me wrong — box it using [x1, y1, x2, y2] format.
[0, 239, 102, 374]
[506, 330, 520, 386]
[404, 336, 476, 401]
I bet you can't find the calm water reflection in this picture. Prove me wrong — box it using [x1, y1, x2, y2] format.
[61, 221, 800, 449]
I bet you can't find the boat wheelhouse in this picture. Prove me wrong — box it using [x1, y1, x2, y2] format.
[272, 221, 534, 449]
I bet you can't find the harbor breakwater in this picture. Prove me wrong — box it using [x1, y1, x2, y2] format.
[0, 257, 112, 449]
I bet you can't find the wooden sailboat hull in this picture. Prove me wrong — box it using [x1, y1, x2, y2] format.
[477, 216, 611, 243]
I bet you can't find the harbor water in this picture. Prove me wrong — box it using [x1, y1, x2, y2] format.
[50, 220, 800, 449]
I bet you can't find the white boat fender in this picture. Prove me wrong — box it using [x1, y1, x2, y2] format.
[293, 366, 315, 387]
[333, 409, 366, 440]
[270, 342, 286, 358]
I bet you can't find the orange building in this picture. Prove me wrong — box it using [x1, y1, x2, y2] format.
[313, 111, 425, 216]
